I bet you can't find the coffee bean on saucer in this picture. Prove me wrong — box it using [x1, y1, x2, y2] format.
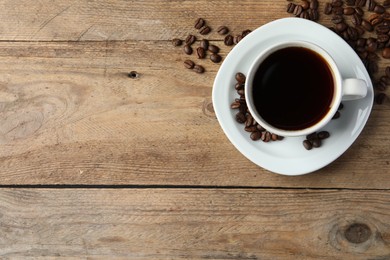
[235, 72, 246, 84]
[306, 132, 318, 140]
[332, 111, 341, 119]
[303, 140, 313, 150]
[236, 112, 246, 124]
[250, 131, 262, 141]
[338, 103, 344, 110]
[318, 131, 330, 140]
[312, 138, 322, 148]
[231, 101, 240, 109]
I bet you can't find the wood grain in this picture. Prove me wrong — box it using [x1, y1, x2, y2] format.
[1, 188, 390, 259]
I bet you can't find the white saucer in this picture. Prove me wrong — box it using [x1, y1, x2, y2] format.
[212, 18, 374, 176]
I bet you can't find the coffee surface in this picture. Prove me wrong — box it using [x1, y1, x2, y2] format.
[252, 46, 334, 130]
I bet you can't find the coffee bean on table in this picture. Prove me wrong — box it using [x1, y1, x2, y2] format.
[184, 45, 193, 55]
[325, 3, 332, 15]
[310, 0, 319, 10]
[210, 53, 222, 63]
[200, 39, 209, 50]
[172, 38, 183, 47]
[344, 7, 355, 15]
[242, 29, 252, 37]
[199, 26, 211, 35]
[382, 48, 390, 58]
[183, 60, 195, 69]
[374, 5, 385, 14]
[193, 64, 205, 74]
[208, 45, 220, 54]
[235, 72, 246, 84]
[293, 5, 304, 16]
[362, 20, 374, 31]
[375, 93, 387, 104]
[386, 66, 390, 78]
[194, 18, 205, 29]
[287, 2, 297, 13]
[303, 140, 313, 150]
[217, 26, 229, 35]
[224, 35, 234, 46]
[185, 34, 196, 45]
[196, 47, 206, 59]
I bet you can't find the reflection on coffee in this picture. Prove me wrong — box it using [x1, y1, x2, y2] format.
[252, 46, 334, 130]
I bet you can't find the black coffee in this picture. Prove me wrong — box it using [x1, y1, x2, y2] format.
[252, 46, 334, 130]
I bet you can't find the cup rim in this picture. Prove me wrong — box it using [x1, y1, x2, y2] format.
[245, 40, 342, 137]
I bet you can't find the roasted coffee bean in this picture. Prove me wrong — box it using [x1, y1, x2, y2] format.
[362, 20, 374, 32]
[374, 4, 385, 14]
[196, 47, 206, 59]
[263, 132, 271, 143]
[231, 101, 240, 109]
[376, 80, 387, 91]
[239, 103, 247, 113]
[235, 83, 244, 90]
[245, 114, 254, 127]
[332, 111, 341, 119]
[368, 13, 381, 24]
[377, 34, 389, 43]
[368, 0, 377, 11]
[383, 13, 390, 20]
[184, 45, 193, 55]
[236, 112, 246, 124]
[242, 29, 252, 37]
[352, 14, 363, 26]
[224, 35, 234, 46]
[277, 136, 284, 141]
[355, 25, 365, 36]
[271, 133, 279, 141]
[200, 39, 209, 50]
[336, 22, 348, 32]
[383, 47, 390, 58]
[308, 9, 319, 21]
[312, 138, 322, 148]
[237, 89, 245, 96]
[303, 140, 313, 150]
[347, 27, 359, 40]
[245, 126, 258, 132]
[355, 7, 364, 16]
[250, 131, 262, 141]
[386, 66, 390, 77]
[293, 5, 303, 16]
[199, 26, 211, 35]
[194, 18, 205, 29]
[338, 103, 344, 110]
[306, 132, 318, 140]
[384, 0, 390, 8]
[235, 72, 246, 84]
[375, 93, 387, 104]
[346, 0, 355, 5]
[172, 38, 183, 47]
[193, 64, 205, 74]
[217, 26, 229, 35]
[184, 60, 195, 69]
[376, 24, 390, 34]
[331, 0, 343, 7]
[210, 53, 222, 63]
[256, 124, 265, 131]
[344, 7, 355, 15]
[234, 35, 243, 44]
[332, 15, 344, 24]
[300, 11, 309, 19]
[325, 3, 333, 15]
[310, 0, 319, 9]
[185, 34, 196, 45]
[356, 0, 367, 7]
[367, 59, 379, 75]
[318, 131, 330, 139]
[287, 2, 297, 13]
[333, 6, 344, 15]
[380, 75, 390, 85]
[208, 44, 220, 54]
[301, 0, 310, 10]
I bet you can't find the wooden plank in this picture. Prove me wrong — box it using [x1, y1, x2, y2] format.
[0, 0, 289, 41]
[0, 41, 389, 187]
[0, 188, 390, 259]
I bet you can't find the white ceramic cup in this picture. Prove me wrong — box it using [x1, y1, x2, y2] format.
[245, 41, 367, 137]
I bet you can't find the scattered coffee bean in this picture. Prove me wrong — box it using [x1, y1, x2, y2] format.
[196, 47, 206, 59]
[312, 138, 322, 148]
[217, 26, 229, 35]
[194, 18, 205, 29]
[294, 5, 304, 16]
[208, 44, 220, 54]
[306, 132, 318, 140]
[224, 35, 234, 46]
[234, 35, 243, 44]
[374, 4, 385, 14]
[242, 29, 252, 37]
[231, 101, 240, 109]
[236, 112, 246, 124]
[185, 34, 196, 45]
[287, 2, 297, 13]
[172, 38, 183, 47]
[318, 131, 330, 139]
[386, 66, 390, 78]
[303, 140, 313, 150]
[344, 7, 355, 15]
[183, 60, 195, 69]
[193, 64, 205, 74]
[382, 47, 390, 58]
[338, 103, 344, 110]
[250, 131, 262, 141]
[332, 111, 341, 119]
[210, 53, 222, 63]
[301, 0, 310, 10]
[310, 0, 319, 10]
[200, 39, 209, 50]
[235, 72, 246, 84]
[184, 44, 193, 55]
[199, 26, 211, 35]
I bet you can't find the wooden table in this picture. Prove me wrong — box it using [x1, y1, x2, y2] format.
[1, 0, 389, 258]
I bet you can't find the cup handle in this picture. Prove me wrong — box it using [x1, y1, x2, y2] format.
[341, 78, 367, 101]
